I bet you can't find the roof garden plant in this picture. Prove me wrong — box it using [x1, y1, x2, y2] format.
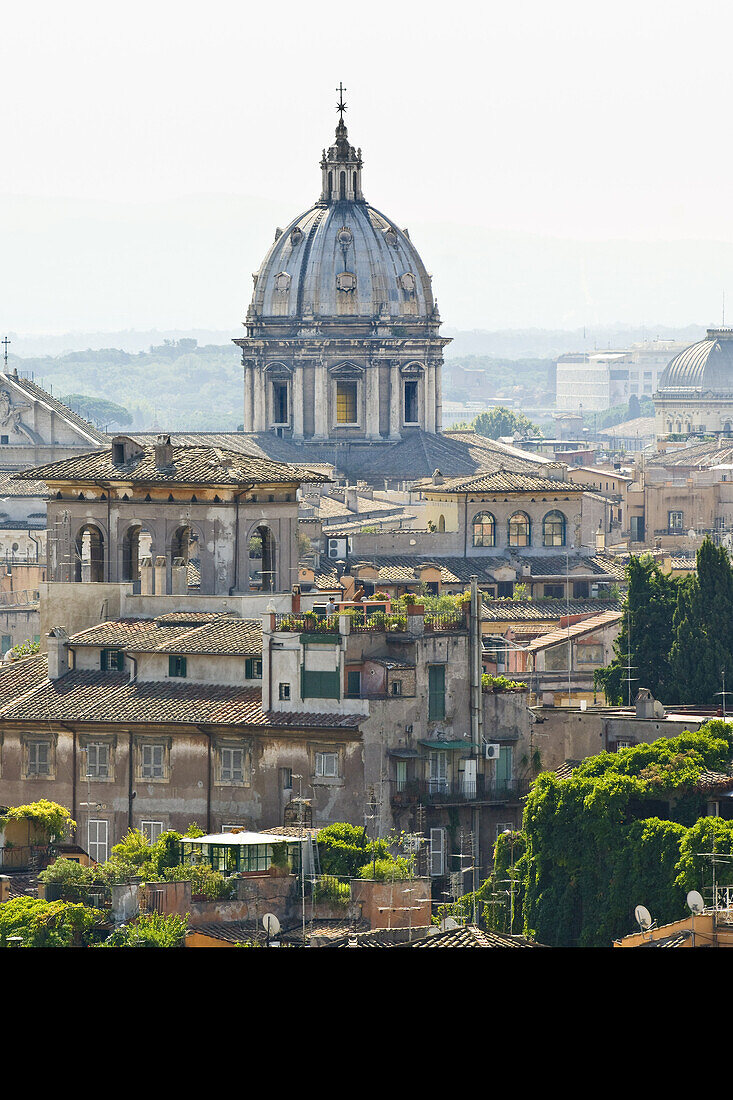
[0, 799, 76, 843]
[0, 896, 106, 948]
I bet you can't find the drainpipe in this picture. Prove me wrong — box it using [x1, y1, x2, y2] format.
[197, 727, 212, 833]
[127, 654, 137, 829]
[470, 575, 483, 886]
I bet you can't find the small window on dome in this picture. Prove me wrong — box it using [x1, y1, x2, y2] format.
[274, 271, 291, 292]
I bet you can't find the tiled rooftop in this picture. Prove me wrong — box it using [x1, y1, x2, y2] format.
[0, 671, 362, 729]
[68, 615, 263, 656]
[410, 924, 543, 948]
[18, 443, 327, 487]
[482, 598, 623, 622]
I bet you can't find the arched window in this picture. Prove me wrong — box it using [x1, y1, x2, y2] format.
[543, 510, 566, 547]
[438, 514, 446, 533]
[472, 511, 495, 547]
[508, 512, 530, 547]
[339, 171, 346, 200]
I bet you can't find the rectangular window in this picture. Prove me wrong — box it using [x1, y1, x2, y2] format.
[245, 657, 262, 680]
[391, 680, 403, 696]
[315, 751, 339, 778]
[280, 766, 293, 790]
[430, 827, 446, 876]
[428, 665, 446, 720]
[346, 669, 361, 697]
[395, 760, 407, 792]
[0, 635, 11, 653]
[496, 746, 513, 790]
[301, 668, 340, 699]
[169, 655, 187, 678]
[336, 381, 357, 424]
[219, 747, 245, 784]
[404, 380, 419, 423]
[630, 516, 645, 542]
[141, 743, 165, 779]
[272, 380, 289, 424]
[88, 819, 108, 863]
[85, 743, 109, 779]
[668, 511, 684, 531]
[279, 682, 291, 701]
[429, 750, 448, 793]
[100, 648, 125, 671]
[0, 435, 8, 445]
[543, 584, 564, 599]
[28, 740, 51, 776]
[141, 820, 164, 844]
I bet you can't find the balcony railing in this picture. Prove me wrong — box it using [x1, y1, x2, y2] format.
[391, 777, 530, 805]
[0, 844, 57, 872]
[424, 612, 466, 632]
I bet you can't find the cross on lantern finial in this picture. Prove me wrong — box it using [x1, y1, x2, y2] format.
[1, 337, 10, 369]
[336, 82, 347, 124]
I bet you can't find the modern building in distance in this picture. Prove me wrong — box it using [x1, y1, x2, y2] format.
[556, 340, 688, 414]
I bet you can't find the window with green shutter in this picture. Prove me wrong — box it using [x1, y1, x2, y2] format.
[301, 668, 340, 699]
[101, 648, 125, 671]
[245, 657, 262, 679]
[346, 670, 361, 697]
[428, 665, 446, 720]
[169, 655, 187, 678]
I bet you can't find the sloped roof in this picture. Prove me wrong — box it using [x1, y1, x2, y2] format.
[0, 671, 361, 729]
[525, 611, 623, 654]
[482, 598, 623, 622]
[17, 443, 326, 487]
[420, 471, 578, 494]
[1, 371, 107, 445]
[68, 615, 263, 657]
[410, 924, 543, 948]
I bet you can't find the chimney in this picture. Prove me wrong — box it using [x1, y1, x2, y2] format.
[171, 558, 187, 595]
[635, 687, 655, 719]
[139, 555, 154, 595]
[0, 876, 9, 903]
[154, 434, 173, 470]
[47, 627, 70, 680]
[154, 555, 168, 595]
[345, 485, 359, 513]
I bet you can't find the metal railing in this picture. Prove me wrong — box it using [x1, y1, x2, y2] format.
[42, 882, 112, 909]
[391, 777, 530, 805]
[0, 844, 56, 871]
[424, 612, 466, 632]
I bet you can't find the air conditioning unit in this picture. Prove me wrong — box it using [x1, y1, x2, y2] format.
[328, 540, 340, 559]
[484, 742, 501, 761]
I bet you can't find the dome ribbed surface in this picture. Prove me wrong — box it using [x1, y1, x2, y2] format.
[659, 329, 733, 392]
[251, 201, 434, 321]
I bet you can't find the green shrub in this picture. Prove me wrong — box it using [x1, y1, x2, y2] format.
[163, 862, 236, 900]
[0, 896, 105, 948]
[357, 856, 413, 881]
[0, 799, 76, 841]
[101, 911, 187, 948]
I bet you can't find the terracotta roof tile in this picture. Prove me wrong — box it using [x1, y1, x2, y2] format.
[0, 671, 362, 729]
[18, 443, 327, 487]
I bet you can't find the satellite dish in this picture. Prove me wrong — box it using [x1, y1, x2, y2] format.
[262, 913, 280, 937]
[439, 916, 460, 932]
[634, 904, 652, 931]
[687, 890, 704, 914]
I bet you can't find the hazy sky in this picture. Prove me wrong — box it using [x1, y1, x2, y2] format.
[4, 0, 733, 335]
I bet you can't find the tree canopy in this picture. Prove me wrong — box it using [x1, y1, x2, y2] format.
[464, 406, 542, 440]
[507, 721, 733, 947]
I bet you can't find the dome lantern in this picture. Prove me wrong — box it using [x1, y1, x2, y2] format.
[319, 83, 364, 204]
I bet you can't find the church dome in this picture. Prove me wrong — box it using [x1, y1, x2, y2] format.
[248, 111, 436, 324]
[658, 329, 733, 392]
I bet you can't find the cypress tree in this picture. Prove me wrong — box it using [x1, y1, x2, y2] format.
[595, 554, 678, 704]
[670, 538, 733, 704]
